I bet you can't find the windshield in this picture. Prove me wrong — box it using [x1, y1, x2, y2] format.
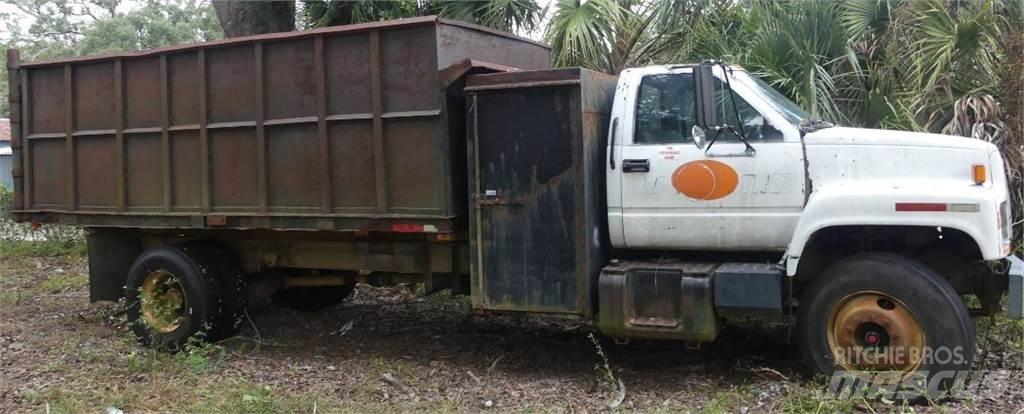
[732, 71, 810, 127]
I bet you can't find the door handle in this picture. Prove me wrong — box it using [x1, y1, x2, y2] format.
[622, 159, 650, 173]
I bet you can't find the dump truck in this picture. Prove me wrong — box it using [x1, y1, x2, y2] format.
[6, 16, 1022, 391]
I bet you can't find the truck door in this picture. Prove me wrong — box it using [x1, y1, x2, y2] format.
[471, 85, 581, 314]
[613, 70, 805, 250]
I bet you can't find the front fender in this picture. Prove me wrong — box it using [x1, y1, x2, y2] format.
[785, 179, 1003, 276]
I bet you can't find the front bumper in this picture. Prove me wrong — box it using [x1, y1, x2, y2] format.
[1009, 255, 1023, 319]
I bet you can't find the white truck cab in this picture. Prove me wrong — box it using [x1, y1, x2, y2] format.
[607, 64, 1012, 264]
[602, 62, 1021, 392]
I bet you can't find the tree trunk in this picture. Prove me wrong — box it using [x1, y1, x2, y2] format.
[212, 0, 295, 38]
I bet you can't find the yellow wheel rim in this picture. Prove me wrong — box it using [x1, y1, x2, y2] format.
[826, 291, 926, 378]
[140, 270, 185, 333]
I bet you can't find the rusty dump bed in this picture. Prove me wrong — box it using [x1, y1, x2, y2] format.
[5, 16, 550, 233]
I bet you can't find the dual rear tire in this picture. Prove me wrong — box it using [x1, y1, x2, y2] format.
[124, 243, 246, 350]
[125, 243, 355, 349]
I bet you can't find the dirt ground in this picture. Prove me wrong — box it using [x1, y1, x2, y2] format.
[1, 253, 1022, 413]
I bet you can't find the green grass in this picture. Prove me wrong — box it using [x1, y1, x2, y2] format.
[183, 383, 324, 414]
[699, 385, 755, 413]
[694, 382, 872, 414]
[0, 239, 87, 258]
[177, 330, 227, 374]
[774, 386, 861, 414]
[23, 377, 400, 414]
[18, 388, 87, 414]
[0, 291, 18, 307]
[33, 272, 88, 294]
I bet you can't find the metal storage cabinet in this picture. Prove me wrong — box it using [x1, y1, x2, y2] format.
[465, 68, 617, 316]
[6, 17, 550, 233]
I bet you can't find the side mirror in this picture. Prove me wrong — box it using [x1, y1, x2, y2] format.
[693, 61, 717, 130]
[692, 125, 706, 149]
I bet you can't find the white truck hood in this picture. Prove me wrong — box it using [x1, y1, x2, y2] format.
[801, 126, 1002, 190]
[803, 126, 995, 152]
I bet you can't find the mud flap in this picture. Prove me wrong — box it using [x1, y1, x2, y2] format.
[86, 228, 142, 302]
[1008, 256, 1023, 319]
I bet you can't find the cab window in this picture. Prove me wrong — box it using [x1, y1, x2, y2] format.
[634, 73, 782, 145]
[712, 78, 783, 142]
[634, 73, 694, 145]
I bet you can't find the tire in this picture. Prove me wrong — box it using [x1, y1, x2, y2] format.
[178, 242, 247, 341]
[797, 253, 975, 399]
[125, 245, 222, 350]
[271, 284, 355, 312]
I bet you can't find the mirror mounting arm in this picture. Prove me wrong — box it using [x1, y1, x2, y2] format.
[704, 126, 722, 153]
[693, 60, 756, 156]
[721, 125, 756, 155]
[719, 65, 756, 155]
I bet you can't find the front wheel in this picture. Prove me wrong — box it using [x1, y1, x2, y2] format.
[797, 253, 975, 398]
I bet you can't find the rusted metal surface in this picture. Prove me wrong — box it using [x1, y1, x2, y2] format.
[828, 292, 926, 374]
[8, 17, 550, 233]
[7, 49, 24, 209]
[17, 17, 549, 68]
[140, 235, 464, 276]
[597, 261, 718, 342]
[466, 68, 617, 316]
[437, 59, 518, 88]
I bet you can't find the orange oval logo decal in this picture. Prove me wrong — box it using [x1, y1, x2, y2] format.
[671, 160, 739, 200]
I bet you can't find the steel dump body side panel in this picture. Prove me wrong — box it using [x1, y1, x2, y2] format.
[466, 68, 617, 316]
[10, 18, 550, 232]
[7, 50, 25, 210]
[435, 24, 551, 72]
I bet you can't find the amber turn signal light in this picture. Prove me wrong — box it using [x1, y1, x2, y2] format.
[972, 164, 986, 185]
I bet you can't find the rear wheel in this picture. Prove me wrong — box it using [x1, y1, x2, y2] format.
[797, 253, 975, 398]
[178, 242, 247, 341]
[125, 246, 221, 350]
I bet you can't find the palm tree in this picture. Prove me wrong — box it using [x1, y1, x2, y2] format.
[840, 0, 906, 128]
[544, 0, 623, 71]
[545, 0, 864, 122]
[301, 1, 427, 29]
[431, 0, 543, 34]
[302, 0, 543, 34]
[544, 0, 700, 74]
[737, 1, 862, 124]
[897, 0, 1003, 131]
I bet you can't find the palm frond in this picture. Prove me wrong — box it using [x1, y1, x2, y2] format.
[433, 0, 542, 33]
[544, 0, 623, 71]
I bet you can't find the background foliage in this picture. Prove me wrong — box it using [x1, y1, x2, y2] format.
[1, 0, 1021, 250]
[0, 186, 85, 257]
